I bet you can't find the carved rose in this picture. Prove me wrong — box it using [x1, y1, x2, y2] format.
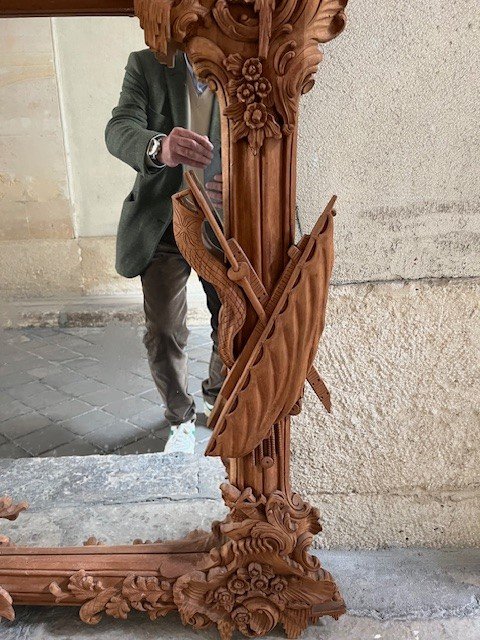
[237, 82, 256, 104]
[232, 605, 251, 626]
[227, 574, 250, 595]
[242, 57, 262, 81]
[270, 576, 288, 593]
[247, 563, 263, 578]
[251, 575, 269, 591]
[245, 103, 268, 129]
[254, 77, 272, 99]
[212, 586, 235, 612]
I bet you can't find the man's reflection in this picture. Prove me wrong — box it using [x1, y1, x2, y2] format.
[105, 50, 223, 455]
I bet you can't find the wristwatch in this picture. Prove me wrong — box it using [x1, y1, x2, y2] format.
[147, 134, 166, 168]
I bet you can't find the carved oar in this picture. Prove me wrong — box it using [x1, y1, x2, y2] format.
[185, 170, 332, 413]
[185, 171, 268, 324]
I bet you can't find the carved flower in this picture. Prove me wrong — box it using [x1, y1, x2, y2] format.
[232, 605, 251, 626]
[270, 576, 288, 593]
[237, 82, 256, 104]
[254, 77, 272, 99]
[247, 563, 263, 579]
[227, 574, 250, 595]
[242, 57, 262, 81]
[251, 575, 269, 591]
[212, 587, 235, 612]
[245, 102, 268, 129]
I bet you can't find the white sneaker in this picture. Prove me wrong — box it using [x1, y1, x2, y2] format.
[163, 419, 196, 455]
[204, 400, 215, 419]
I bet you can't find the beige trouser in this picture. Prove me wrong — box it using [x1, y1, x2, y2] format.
[141, 223, 224, 425]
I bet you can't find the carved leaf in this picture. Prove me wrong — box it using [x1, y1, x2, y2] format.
[0, 587, 15, 623]
[105, 594, 130, 620]
[79, 587, 118, 625]
[0, 497, 28, 521]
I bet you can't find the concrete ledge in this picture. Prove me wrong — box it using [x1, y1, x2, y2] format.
[1, 292, 210, 328]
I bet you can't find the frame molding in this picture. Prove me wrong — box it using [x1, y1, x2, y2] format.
[0, 2, 349, 638]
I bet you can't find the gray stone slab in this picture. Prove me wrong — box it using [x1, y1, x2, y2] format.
[0, 452, 226, 508]
[322, 549, 480, 620]
[3, 613, 478, 640]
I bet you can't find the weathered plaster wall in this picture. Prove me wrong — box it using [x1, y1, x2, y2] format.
[0, 17, 143, 299]
[298, 0, 480, 284]
[0, 7, 478, 548]
[292, 279, 480, 548]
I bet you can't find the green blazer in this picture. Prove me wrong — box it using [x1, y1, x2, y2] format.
[105, 49, 220, 278]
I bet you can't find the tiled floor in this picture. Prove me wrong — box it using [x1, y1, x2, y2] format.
[0, 324, 213, 458]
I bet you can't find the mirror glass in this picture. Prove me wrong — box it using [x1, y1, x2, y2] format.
[0, 17, 224, 462]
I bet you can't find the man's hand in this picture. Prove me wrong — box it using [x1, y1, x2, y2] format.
[159, 127, 213, 169]
[206, 174, 223, 206]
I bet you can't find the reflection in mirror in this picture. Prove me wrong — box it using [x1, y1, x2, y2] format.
[0, 17, 223, 461]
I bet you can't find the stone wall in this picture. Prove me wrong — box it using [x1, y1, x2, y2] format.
[0, 6, 478, 548]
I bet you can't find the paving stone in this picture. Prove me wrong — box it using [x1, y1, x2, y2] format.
[21, 389, 69, 410]
[188, 360, 209, 378]
[0, 326, 215, 459]
[0, 360, 39, 376]
[26, 345, 81, 362]
[79, 387, 130, 407]
[63, 358, 99, 371]
[0, 370, 36, 388]
[38, 398, 93, 422]
[116, 434, 167, 455]
[60, 410, 117, 436]
[0, 441, 30, 458]
[85, 421, 146, 452]
[187, 346, 211, 362]
[26, 364, 62, 379]
[188, 375, 202, 395]
[127, 406, 168, 432]
[40, 370, 87, 389]
[6, 381, 55, 402]
[58, 379, 104, 397]
[138, 388, 164, 405]
[0, 398, 32, 421]
[103, 396, 157, 419]
[39, 439, 103, 458]
[0, 413, 53, 439]
[15, 424, 76, 456]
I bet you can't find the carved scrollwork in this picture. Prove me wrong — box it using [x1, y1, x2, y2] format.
[173, 483, 344, 639]
[49, 571, 176, 625]
[135, 0, 348, 151]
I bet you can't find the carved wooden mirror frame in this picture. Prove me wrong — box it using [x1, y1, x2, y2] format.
[0, 1, 349, 638]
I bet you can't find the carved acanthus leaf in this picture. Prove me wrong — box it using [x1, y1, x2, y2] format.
[49, 571, 175, 625]
[0, 496, 28, 521]
[0, 587, 15, 623]
[173, 483, 344, 638]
